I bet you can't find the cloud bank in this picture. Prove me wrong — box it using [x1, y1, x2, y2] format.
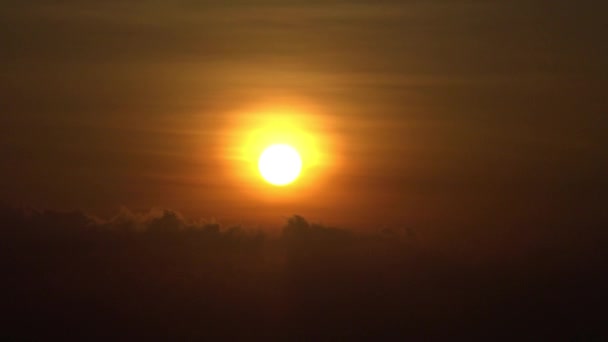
[1, 203, 606, 340]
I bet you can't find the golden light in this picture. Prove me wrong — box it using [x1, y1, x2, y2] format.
[258, 144, 302, 186]
[218, 100, 340, 201]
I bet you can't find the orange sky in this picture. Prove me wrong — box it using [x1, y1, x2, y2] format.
[1, 1, 607, 230]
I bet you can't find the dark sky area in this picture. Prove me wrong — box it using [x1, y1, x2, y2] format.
[1, 0, 607, 230]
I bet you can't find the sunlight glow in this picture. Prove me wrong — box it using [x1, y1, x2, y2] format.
[218, 100, 339, 200]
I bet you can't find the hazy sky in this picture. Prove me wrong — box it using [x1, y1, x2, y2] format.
[2, 0, 606, 229]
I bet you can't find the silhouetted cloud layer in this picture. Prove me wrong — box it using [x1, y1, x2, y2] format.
[1, 204, 606, 340]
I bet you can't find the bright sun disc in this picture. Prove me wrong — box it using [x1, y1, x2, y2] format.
[258, 144, 302, 186]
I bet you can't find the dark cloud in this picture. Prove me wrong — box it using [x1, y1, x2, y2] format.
[1, 203, 606, 339]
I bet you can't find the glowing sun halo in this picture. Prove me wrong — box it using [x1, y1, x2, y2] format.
[258, 144, 302, 186]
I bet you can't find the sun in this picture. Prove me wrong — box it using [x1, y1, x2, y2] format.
[221, 102, 338, 194]
[258, 144, 302, 186]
